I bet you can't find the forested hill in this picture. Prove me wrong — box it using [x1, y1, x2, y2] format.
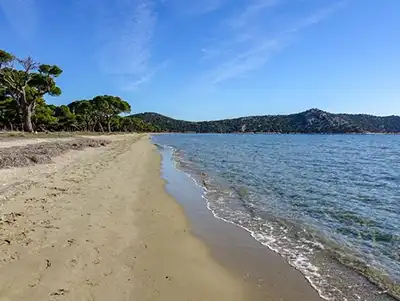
[132, 109, 400, 134]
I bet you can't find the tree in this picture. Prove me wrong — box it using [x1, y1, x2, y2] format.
[54, 105, 77, 130]
[68, 100, 95, 131]
[119, 116, 159, 132]
[0, 97, 19, 130]
[32, 99, 57, 131]
[0, 49, 62, 132]
[0, 50, 13, 68]
[92, 95, 131, 133]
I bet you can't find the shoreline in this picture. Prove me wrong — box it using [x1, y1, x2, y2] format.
[157, 143, 325, 301]
[130, 137, 247, 300]
[0, 135, 246, 300]
[2, 133, 395, 300]
[154, 137, 399, 301]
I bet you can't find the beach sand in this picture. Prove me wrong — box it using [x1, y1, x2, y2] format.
[0, 134, 245, 301]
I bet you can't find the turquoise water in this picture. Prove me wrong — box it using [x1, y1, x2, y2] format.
[152, 134, 400, 300]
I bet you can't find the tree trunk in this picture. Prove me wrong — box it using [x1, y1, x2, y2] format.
[98, 121, 104, 133]
[22, 105, 34, 132]
[107, 119, 111, 133]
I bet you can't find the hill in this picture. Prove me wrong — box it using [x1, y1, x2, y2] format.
[131, 109, 400, 134]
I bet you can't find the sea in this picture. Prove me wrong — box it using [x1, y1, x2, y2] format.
[152, 133, 400, 301]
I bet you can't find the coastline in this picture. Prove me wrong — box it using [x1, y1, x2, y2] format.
[153, 136, 400, 301]
[130, 136, 247, 300]
[157, 143, 325, 301]
[0, 134, 245, 300]
[2, 133, 394, 300]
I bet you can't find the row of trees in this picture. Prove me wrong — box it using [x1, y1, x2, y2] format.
[134, 110, 400, 133]
[0, 49, 158, 133]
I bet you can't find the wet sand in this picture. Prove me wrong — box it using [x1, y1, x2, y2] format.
[159, 145, 325, 301]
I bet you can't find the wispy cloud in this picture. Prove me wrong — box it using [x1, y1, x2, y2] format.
[95, 0, 163, 89]
[0, 0, 37, 40]
[191, 0, 226, 14]
[286, 1, 347, 34]
[163, 0, 226, 15]
[204, 0, 347, 84]
[228, 0, 281, 29]
[122, 61, 169, 91]
[207, 40, 282, 83]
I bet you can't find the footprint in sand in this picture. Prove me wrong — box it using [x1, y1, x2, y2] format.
[68, 258, 78, 268]
[64, 239, 75, 247]
[0, 212, 24, 225]
[50, 288, 69, 296]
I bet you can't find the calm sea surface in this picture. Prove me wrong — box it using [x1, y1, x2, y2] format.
[152, 134, 400, 300]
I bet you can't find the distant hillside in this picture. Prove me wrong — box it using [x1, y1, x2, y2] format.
[131, 109, 400, 134]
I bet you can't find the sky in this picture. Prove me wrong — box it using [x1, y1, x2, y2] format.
[0, 0, 399, 120]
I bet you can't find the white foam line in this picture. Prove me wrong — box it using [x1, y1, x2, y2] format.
[154, 142, 334, 301]
[177, 168, 333, 300]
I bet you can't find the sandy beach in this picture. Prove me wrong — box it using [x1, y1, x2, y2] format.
[0, 134, 245, 301]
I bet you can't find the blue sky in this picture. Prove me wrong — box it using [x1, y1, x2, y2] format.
[1, 0, 399, 120]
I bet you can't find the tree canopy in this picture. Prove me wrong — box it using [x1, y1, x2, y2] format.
[0, 49, 157, 133]
[131, 110, 400, 134]
[0, 50, 62, 132]
[92, 95, 131, 132]
[0, 95, 158, 133]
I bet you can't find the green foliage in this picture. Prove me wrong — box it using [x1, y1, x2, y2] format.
[0, 49, 63, 132]
[38, 64, 62, 76]
[32, 99, 57, 130]
[118, 117, 160, 132]
[0, 97, 19, 130]
[132, 109, 400, 134]
[1, 84, 154, 133]
[92, 95, 131, 132]
[54, 105, 77, 130]
[68, 100, 95, 131]
[0, 50, 13, 67]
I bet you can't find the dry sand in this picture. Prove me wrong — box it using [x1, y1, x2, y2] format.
[0, 138, 110, 169]
[0, 138, 74, 149]
[0, 134, 245, 301]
